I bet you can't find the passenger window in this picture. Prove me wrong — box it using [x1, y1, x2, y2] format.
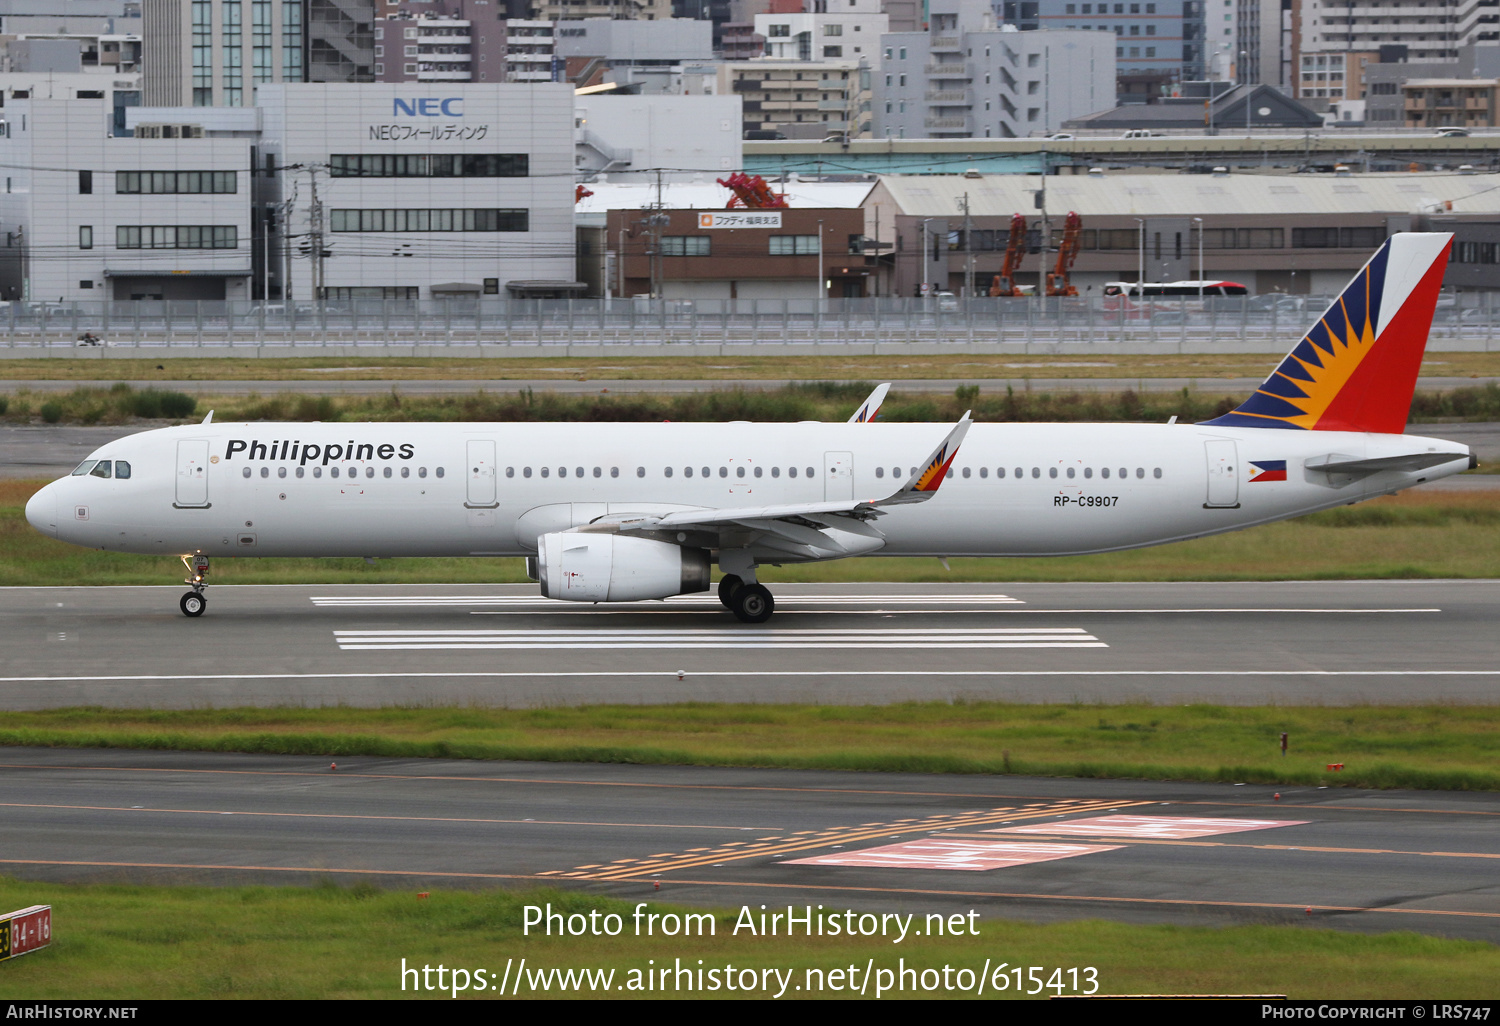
[1136, 467, 1144, 479]
[1031, 467, 1040, 478]
[736, 466, 745, 478]
[997, 467, 1006, 479]
[979, 467, 988, 478]
[506, 467, 514, 478]
[1048, 467, 1058, 479]
[772, 467, 780, 478]
[635, 467, 643, 478]
[665, 467, 674, 478]
[260, 467, 270, 478]
[296, 467, 305, 478]
[575, 467, 583, 478]
[684, 467, 692, 478]
[962, 467, 971, 478]
[401, 467, 409, 478]
[90, 461, 112, 479]
[1102, 467, 1110, 479]
[420, 467, 428, 478]
[556, 467, 566, 478]
[593, 467, 601, 478]
[383, 467, 392, 478]
[314, 467, 323, 478]
[806, 467, 814, 478]
[436, 467, 444, 478]
[71, 460, 98, 476]
[1153, 467, 1162, 479]
[702, 466, 711, 478]
[876, 467, 885, 478]
[1066, 467, 1075, 479]
[366, 466, 374, 479]
[892, 467, 901, 478]
[754, 466, 762, 478]
[541, 467, 550, 478]
[1084, 467, 1093, 479]
[331, 467, 340, 479]
[1118, 467, 1127, 478]
[789, 467, 798, 478]
[719, 467, 728, 478]
[278, 466, 287, 478]
[242, 466, 252, 479]
[115, 461, 131, 479]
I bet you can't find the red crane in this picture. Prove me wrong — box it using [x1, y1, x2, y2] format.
[989, 213, 1029, 296]
[716, 172, 790, 209]
[1046, 211, 1082, 297]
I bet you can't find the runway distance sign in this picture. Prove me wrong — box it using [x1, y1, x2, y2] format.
[0, 905, 52, 960]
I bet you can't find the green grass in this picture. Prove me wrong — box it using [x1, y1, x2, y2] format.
[3, 481, 1496, 585]
[8, 380, 1500, 426]
[0, 880, 1493, 998]
[6, 703, 1500, 791]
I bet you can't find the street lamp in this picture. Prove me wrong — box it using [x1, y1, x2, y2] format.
[1133, 217, 1145, 296]
[1192, 217, 1204, 300]
[817, 217, 825, 309]
[919, 217, 934, 297]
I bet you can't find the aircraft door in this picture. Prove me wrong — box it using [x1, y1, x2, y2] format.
[1204, 439, 1240, 508]
[824, 451, 853, 501]
[466, 439, 498, 508]
[175, 439, 210, 508]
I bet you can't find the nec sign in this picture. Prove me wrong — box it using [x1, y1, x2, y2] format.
[393, 98, 463, 117]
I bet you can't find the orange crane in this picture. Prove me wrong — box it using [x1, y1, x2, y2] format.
[989, 213, 1029, 296]
[1046, 211, 1082, 297]
[716, 172, 790, 209]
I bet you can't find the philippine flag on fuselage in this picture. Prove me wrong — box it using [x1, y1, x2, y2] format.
[1249, 460, 1288, 482]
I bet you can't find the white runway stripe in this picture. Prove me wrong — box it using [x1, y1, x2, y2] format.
[310, 593, 1025, 607]
[332, 626, 1107, 651]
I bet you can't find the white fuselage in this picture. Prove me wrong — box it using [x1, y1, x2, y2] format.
[25, 420, 1472, 561]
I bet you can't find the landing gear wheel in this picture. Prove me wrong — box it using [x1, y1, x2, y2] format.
[732, 583, 774, 624]
[180, 592, 206, 617]
[717, 575, 743, 609]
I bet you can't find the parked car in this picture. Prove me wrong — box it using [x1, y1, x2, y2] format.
[1434, 127, 1470, 137]
[935, 292, 958, 312]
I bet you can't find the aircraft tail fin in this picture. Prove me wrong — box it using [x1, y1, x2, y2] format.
[848, 383, 891, 423]
[1199, 232, 1452, 434]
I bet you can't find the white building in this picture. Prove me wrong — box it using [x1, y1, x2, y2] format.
[255, 83, 577, 301]
[876, 0, 1115, 138]
[575, 94, 742, 180]
[142, 0, 306, 106]
[754, 1, 888, 62]
[0, 97, 251, 302]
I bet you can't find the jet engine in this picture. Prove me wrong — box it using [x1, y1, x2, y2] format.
[536, 532, 711, 602]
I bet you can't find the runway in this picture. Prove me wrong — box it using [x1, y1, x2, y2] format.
[3, 581, 1499, 708]
[3, 747, 1497, 941]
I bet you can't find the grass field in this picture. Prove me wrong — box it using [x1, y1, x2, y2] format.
[3, 352, 1500, 383]
[0, 880, 1494, 999]
[3, 479, 1496, 585]
[5, 703, 1500, 791]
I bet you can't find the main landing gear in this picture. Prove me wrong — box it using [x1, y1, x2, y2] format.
[717, 574, 775, 624]
[179, 554, 209, 617]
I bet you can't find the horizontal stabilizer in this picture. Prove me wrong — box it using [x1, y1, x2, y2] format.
[1306, 452, 1470, 475]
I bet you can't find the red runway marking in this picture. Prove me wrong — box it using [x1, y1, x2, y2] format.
[784, 839, 1121, 871]
[989, 816, 1307, 840]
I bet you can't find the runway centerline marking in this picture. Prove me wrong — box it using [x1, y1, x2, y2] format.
[332, 626, 1109, 651]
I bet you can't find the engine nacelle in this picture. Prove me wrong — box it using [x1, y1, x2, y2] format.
[536, 532, 710, 602]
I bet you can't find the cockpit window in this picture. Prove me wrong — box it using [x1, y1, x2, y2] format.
[89, 461, 112, 479]
[71, 460, 98, 476]
[114, 461, 131, 479]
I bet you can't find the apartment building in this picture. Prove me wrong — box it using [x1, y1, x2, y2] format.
[142, 0, 306, 105]
[717, 56, 873, 138]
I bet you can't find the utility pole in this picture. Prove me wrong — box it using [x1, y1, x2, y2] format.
[960, 192, 974, 299]
[304, 164, 326, 302]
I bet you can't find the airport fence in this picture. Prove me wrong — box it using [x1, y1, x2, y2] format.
[4, 294, 1499, 352]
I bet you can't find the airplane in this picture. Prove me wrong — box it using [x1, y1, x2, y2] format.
[25, 233, 1477, 623]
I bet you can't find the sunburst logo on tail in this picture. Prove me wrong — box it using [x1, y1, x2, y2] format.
[1201, 234, 1451, 434]
[912, 442, 959, 491]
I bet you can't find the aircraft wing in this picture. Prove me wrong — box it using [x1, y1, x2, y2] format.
[848, 383, 891, 423]
[609, 412, 972, 535]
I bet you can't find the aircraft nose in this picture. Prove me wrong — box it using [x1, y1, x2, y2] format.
[25, 482, 57, 538]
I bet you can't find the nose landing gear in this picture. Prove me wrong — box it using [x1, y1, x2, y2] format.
[179, 554, 209, 617]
